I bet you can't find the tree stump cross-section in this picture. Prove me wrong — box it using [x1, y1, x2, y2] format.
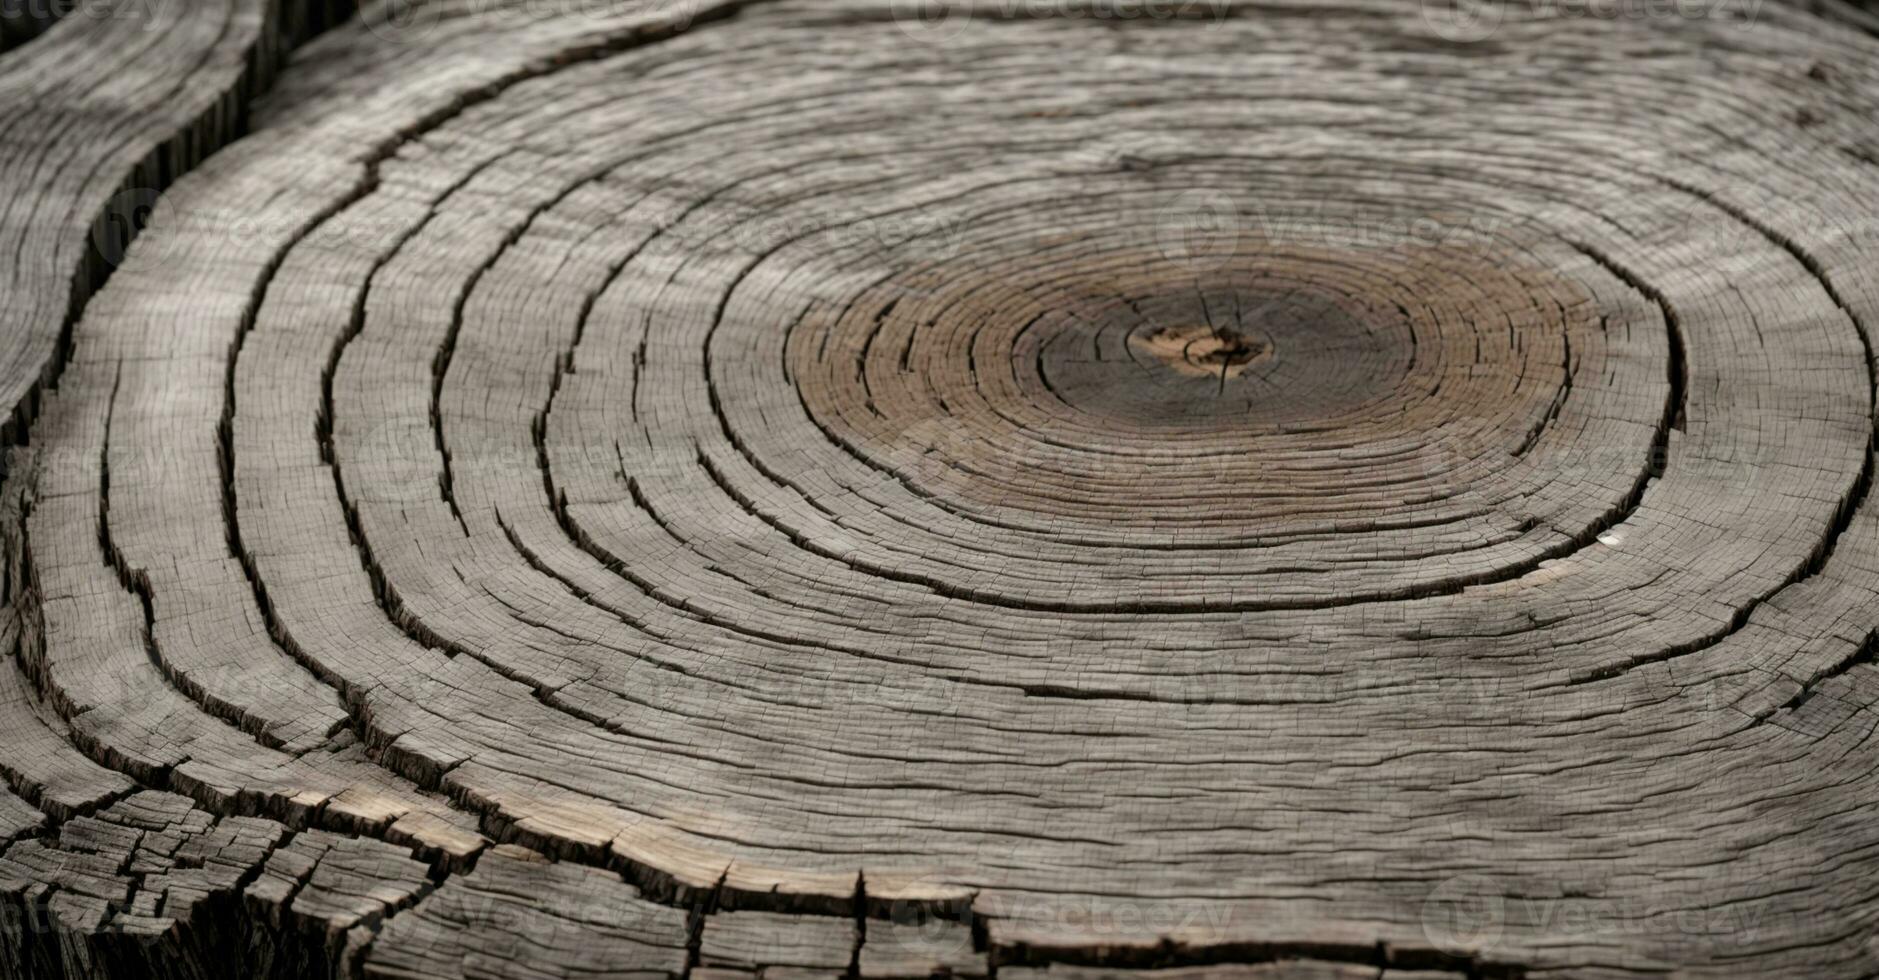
[4, 0, 1879, 977]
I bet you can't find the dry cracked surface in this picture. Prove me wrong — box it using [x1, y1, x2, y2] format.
[5, 0, 1879, 977]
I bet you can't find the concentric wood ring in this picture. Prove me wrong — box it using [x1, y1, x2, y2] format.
[5, 1, 1879, 977]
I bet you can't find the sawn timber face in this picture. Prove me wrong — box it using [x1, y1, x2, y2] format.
[4, 0, 1879, 977]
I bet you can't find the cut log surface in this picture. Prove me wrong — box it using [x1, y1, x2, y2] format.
[0, 0, 357, 451]
[4, 0, 1879, 977]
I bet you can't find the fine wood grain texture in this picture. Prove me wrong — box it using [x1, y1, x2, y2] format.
[4, 0, 1879, 978]
[858, 918, 984, 979]
[701, 911, 858, 974]
[0, 0, 349, 451]
[362, 844, 692, 980]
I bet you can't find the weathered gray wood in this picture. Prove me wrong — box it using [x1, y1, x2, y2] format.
[701, 910, 858, 973]
[859, 917, 983, 978]
[0, 791, 291, 978]
[0, 0, 350, 452]
[362, 844, 691, 979]
[0, 787, 40, 847]
[3, 0, 1879, 978]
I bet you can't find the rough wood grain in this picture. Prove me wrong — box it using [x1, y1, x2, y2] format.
[0, 0, 349, 452]
[4, 0, 1879, 978]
